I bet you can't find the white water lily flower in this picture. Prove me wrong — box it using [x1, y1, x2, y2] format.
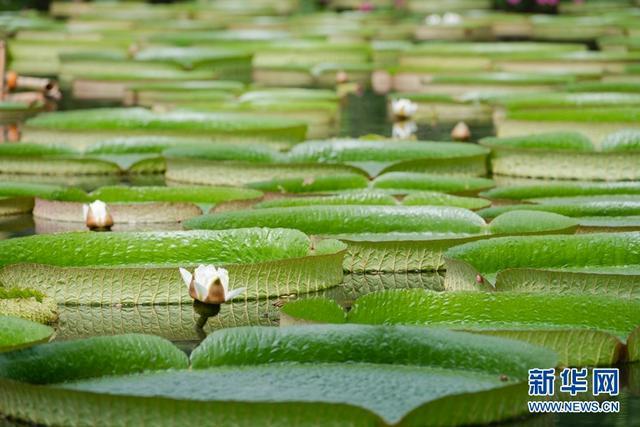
[83, 200, 113, 230]
[425, 14, 442, 26]
[451, 121, 471, 141]
[391, 98, 418, 121]
[392, 120, 418, 140]
[442, 12, 462, 25]
[179, 264, 245, 304]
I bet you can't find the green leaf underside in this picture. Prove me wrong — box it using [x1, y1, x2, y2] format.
[321, 273, 445, 307]
[0, 287, 45, 302]
[54, 300, 281, 341]
[0, 316, 54, 352]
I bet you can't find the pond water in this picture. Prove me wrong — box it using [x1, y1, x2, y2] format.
[0, 90, 637, 427]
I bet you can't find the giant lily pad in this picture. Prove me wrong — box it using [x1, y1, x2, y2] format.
[22, 108, 308, 149]
[481, 131, 640, 180]
[287, 139, 490, 176]
[33, 185, 263, 224]
[0, 334, 188, 384]
[184, 206, 577, 272]
[372, 172, 494, 195]
[0, 228, 346, 304]
[0, 316, 54, 352]
[0, 182, 67, 216]
[445, 232, 640, 297]
[254, 190, 490, 210]
[163, 143, 366, 187]
[479, 195, 640, 231]
[282, 290, 638, 366]
[0, 143, 122, 176]
[495, 109, 640, 147]
[496, 92, 640, 111]
[254, 191, 397, 209]
[481, 180, 640, 201]
[0, 325, 557, 426]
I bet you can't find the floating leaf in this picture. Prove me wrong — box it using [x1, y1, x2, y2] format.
[444, 232, 640, 295]
[0, 316, 54, 352]
[0, 229, 346, 303]
[0, 334, 188, 384]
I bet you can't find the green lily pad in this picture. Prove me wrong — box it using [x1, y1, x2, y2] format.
[497, 93, 640, 111]
[280, 298, 346, 325]
[487, 210, 578, 235]
[295, 289, 637, 366]
[185, 206, 576, 272]
[481, 181, 640, 200]
[479, 196, 640, 231]
[0, 228, 346, 304]
[402, 191, 491, 210]
[0, 316, 54, 352]
[0, 334, 188, 384]
[255, 191, 397, 209]
[248, 173, 369, 193]
[191, 325, 555, 375]
[184, 205, 487, 235]
[372, 172, 494, 195]
[445, 232, 640, 296]
[23, 108, 308, 148]
[288, 139, 489, 176]
[0, 325, 556, 426]
[0, 143, 123, 176]
[33, 185, 264, 224]
[481, 131, 640, 180]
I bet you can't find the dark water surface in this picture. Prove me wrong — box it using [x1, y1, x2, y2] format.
[0, 91, 637, 426]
